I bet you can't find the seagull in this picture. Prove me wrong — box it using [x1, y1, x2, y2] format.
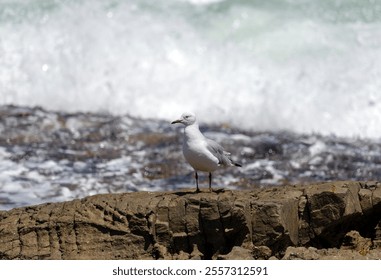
[171, 112, 241, 192]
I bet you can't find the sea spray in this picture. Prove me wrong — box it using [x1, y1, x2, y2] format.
[1, 0, 381, 137]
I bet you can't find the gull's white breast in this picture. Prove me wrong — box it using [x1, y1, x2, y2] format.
[182, 125, 219, 172]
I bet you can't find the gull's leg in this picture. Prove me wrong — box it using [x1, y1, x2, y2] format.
[195, 171, 200, 192]
[209, 172, 213, 192]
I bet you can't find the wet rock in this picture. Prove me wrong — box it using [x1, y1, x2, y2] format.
[1, 181, 381, 259]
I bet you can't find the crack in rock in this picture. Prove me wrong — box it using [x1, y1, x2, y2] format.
[1, 182, 381, 259]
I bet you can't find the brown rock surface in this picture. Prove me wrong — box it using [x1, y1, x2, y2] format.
[1, 181, 381, 260]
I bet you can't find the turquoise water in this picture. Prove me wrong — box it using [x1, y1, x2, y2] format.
[1, 0, 381, 137]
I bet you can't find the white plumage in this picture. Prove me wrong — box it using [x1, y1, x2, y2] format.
[171, 112, 241, 192]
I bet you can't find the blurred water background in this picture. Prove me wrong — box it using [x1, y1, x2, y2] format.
[1, 0, 381, 209]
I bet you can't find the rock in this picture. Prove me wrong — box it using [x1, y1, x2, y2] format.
[217, 246, 253, 260]
[283, 247, 321, 260]
[284, 230, 378, 260]
[252, 246, 272, 260]
[341, 230, 372, 255]
[374, 221, 381, 248]
[283, 246, 381, 260]
[297, 181, 381, 248]
[250, 187, 302, 254]
[0, 181, 381, 260]
[189, 244, 203, 260]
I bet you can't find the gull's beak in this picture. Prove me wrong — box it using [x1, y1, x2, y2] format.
[171, 119, 182, 124]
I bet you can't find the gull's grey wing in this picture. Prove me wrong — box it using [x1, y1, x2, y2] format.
[206, 138, 234, 166]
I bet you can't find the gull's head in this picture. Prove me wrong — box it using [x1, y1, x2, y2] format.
[171, 112, 196, 126]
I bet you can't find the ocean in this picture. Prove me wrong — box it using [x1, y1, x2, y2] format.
[1, 0, 381, 209]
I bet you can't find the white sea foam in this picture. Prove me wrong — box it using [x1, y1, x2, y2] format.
[1, 0, 381, 138]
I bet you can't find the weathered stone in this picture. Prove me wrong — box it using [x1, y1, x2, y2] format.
[0, 181, 380, 260]
[341, 230, 372, 256]
[283, 246, 321, 260]
[252, 245, 272, 260]
[359, 188, 373, 212]
[299, 181, 366, 247]
[283, 245, 381, 260]
[217, 246, 253, 260]
[250, 187, 301, 253]
[373, 185, 381, 205]
[373, 221, 381, 248]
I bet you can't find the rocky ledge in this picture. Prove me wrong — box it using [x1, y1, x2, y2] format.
[1, 181, 381, 260]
